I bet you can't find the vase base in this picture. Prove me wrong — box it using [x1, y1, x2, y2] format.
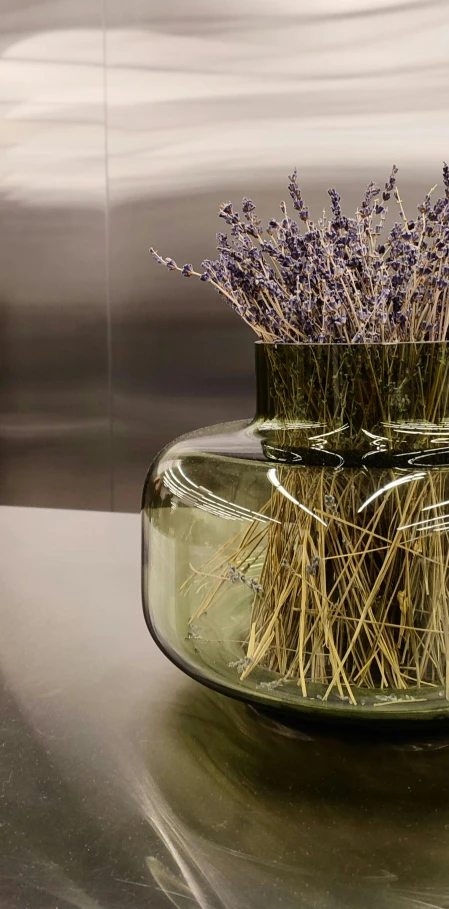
[249, 702, 449, 742]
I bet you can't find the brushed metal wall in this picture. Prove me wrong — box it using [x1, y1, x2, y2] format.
[1, 0, 449, 512]
[0, 0, 111, 509]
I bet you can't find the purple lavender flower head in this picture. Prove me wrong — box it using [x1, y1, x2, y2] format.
[149, 164, 449, 344]
[149, 247, 165, 266]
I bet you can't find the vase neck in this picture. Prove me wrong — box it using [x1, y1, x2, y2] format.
[254, 343, 449, 444]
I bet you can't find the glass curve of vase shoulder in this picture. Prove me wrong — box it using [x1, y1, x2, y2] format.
[142, 342, 449, 724]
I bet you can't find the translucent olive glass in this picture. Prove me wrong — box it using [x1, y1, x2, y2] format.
[142, 342, 449, 723]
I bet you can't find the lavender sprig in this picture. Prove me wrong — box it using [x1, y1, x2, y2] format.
[150, 165, 449, 344]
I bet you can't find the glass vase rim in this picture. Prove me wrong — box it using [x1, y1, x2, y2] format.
[254, 339, 449, 349]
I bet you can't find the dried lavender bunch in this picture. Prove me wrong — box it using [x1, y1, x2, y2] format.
[150, 164, 449, 343]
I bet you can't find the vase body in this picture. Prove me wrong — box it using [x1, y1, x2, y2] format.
[142, 342, 449, 723]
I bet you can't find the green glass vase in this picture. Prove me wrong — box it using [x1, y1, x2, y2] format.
[142, 342, 449, 723]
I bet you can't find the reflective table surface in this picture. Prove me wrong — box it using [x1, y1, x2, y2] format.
[1, 506, 449, 909]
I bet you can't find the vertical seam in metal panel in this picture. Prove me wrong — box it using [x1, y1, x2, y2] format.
[102, 0, 114, 511]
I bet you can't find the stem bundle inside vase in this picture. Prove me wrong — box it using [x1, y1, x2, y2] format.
[239, 466, 448, 701]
